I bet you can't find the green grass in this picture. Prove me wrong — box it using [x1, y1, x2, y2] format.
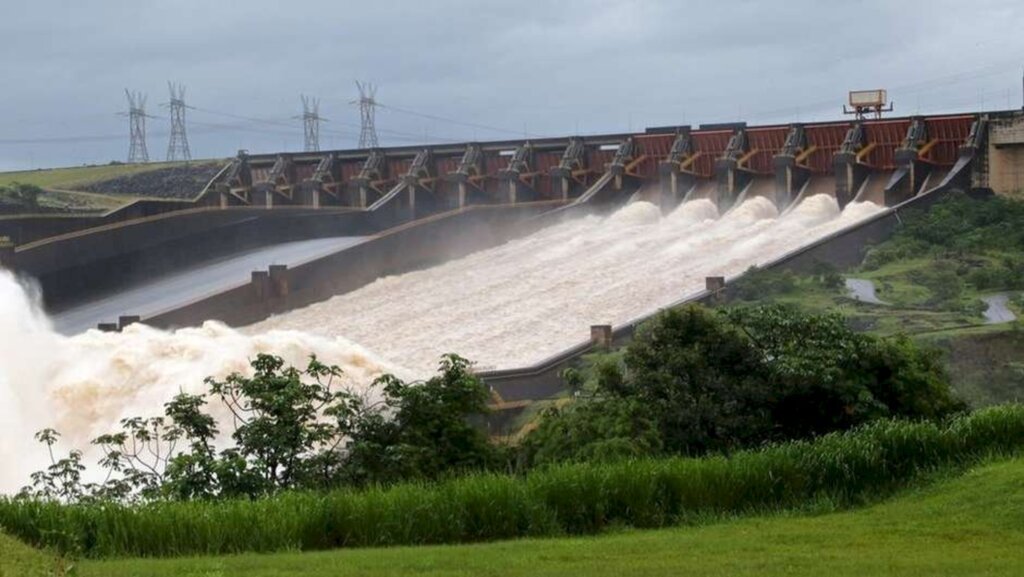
[3, 405, 1023, 561]
[0, 163, 181, 190]
[0, 532, 55, 577]
[0, 161, 219, 215]
[6, 454, 1019, 576]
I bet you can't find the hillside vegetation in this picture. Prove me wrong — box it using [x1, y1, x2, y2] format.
[6, 455, 1024, 576]
[3, 405, 1022, 559]
[0, 163, 184, 190]
[0, 161, 222, 216]
[730, 192, 1024, 406]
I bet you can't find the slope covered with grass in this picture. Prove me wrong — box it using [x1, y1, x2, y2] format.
[0, 532, 53, 577]
[729, 193, 1024, 406]
[49, 456, 1024, 577]
[0, 163, 180, 190]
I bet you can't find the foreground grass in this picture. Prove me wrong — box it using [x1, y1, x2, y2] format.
[3, 406, 1023, 561]
[0, 532, 53, 577]
[55, 457, 1024, 576]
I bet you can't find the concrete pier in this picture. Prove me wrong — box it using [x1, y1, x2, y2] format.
[590, 325, 613, 349]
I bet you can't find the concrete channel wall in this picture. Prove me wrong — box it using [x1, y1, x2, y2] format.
[142, 201, 565, 329]
[0, 198, 203, 245]
[17, 207, 379, 309]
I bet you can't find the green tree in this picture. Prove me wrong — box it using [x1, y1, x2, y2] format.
[27, 353, 500, 501]
[207, 354, 343, 493]
[342, 354, 498, 485]
[525, 304, 965, 464]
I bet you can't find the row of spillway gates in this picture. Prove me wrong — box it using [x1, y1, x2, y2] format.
[202, 112, 996, 218]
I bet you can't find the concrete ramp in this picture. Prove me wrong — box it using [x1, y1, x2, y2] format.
[574, 172, 616, 204]
[855, 170, 893, 204]
[783, 175, 835, 215]
[688, 180, 717, 203]
[745, 176, 775, 201]
[367, 182, 408, 212]
[938, 153, 974, 188]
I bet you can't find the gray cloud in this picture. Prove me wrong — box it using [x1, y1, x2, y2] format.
[1, 0, 1022, 169]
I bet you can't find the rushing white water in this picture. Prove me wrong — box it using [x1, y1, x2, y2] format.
[0, 193, 884, 492]
[249, 194, 883, 372]
[0, 271, 402, 493]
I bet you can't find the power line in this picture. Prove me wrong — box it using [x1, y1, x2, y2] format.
[163, 82, 192, 162]
[379, 102, 548, 138]
[193, 102, 464, 144]
[190, 106, 296, 128]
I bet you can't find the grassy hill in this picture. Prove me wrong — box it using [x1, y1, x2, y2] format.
[0, 161, 223, 215]
[0, 163, 181, 190]
[5, 457, 1022, 577]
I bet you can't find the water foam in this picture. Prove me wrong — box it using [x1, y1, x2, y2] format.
[0, 194, 884, 492]
[0, 270, 402, 492]
[249, 195, 882, 373]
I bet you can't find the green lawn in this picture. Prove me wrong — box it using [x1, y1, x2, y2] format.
[0, 163, 180, 190]
[0, 532, 59, 577]
[0, 457, 1006, 576]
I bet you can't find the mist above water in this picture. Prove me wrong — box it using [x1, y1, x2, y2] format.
[0, 271, 401, 493]
[0, 194, 883, 492]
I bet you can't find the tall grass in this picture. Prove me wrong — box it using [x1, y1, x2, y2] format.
[3, 405, 1024, 559]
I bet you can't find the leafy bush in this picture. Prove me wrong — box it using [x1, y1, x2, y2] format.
[862, 237, 932, 271]
[3, 405, 1022, 558]
[810, 260, 845, 290]
[907, 260, 963, 307]
[733, 267, 797, 300]
[900, 193, 1024, 252]
[524, 304, 964, 465]
[0, 182, 43, 212]
[21, 354, 500, 502]
[966, 258, 1024, 291]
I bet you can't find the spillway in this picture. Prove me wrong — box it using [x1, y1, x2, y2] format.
[248, 194, 883, 372]
[0, 194, 883, 492]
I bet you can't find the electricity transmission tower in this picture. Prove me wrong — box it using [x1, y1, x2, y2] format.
[163, 82, 192, 162]
[123, 89, 151, 163]
[353, 81, 380, 148]
[297, 95, 323, 152]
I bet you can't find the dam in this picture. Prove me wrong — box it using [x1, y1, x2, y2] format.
[0, 108, 1020, 491]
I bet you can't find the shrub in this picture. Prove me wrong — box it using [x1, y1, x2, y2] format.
[4, 405, 1021, 558]
[734, 267, 798, 300]
[525, 305, 964, 465]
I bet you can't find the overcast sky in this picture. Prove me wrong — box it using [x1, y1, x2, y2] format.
[1, 0, 1022, 171]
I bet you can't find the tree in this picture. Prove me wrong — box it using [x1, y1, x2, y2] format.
[525, 304, 965, 464]
[207, 354, 343, 494]
[26, 353, 500, 501]
[342, 354, 498, 485]
[522, 399, 662, 467]
[616, 305, 772, 454]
